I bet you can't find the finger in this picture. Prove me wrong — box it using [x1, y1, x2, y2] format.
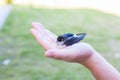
[30, 28, 51, 50]
[32, 22, 52, 42]
[45, 49, 75, 61]
[32, 22, 46, 36]
[45, 29, 57, 42]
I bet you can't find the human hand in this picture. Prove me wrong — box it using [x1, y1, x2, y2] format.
[30, 22, 120, 80]
[30, 22, 95, 64]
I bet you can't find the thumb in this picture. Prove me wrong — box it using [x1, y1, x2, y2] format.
[45, 49, 73, 60]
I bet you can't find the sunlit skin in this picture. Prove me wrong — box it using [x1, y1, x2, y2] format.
[30, 22, 120, 80]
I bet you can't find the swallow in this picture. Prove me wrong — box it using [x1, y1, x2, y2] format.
[57, 33, 86, 47]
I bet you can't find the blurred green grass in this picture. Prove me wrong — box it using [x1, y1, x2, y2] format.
[0, 6, 120, 80]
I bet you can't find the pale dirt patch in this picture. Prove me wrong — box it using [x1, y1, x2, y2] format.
[0, 5, 12, 29]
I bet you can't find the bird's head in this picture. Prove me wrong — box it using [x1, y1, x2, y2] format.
[57, 36, 65, 42]
[57, 33, 74, 45]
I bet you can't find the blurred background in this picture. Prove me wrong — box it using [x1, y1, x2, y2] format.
[0, 0, 120, 80]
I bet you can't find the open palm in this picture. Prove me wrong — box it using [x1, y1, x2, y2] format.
[30, 22, 58, 50]
[30, 22, 94, 63]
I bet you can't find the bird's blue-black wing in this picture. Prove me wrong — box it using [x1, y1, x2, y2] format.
[63, 34, 86, 46]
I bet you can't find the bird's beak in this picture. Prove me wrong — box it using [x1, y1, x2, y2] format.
[56, 41, 65, 46]
[56, 41, 67, 48]
[56, 41, 61, 45]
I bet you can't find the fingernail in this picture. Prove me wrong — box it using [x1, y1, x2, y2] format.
[32, 22, 36, 25]
[32, 22, 39, 26]
[30, 28, 35, 32]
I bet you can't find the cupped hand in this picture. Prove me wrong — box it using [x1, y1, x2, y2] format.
[30, 22, 95, 63]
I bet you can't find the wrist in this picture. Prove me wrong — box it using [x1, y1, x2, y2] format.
[81, 51, 120, 80]
[81, 50, 101, 68]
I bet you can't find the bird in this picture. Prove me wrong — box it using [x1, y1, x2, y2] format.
[57, 33, 86, 47]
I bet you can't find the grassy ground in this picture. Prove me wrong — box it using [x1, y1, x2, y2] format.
[0, 6, 120, 80]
